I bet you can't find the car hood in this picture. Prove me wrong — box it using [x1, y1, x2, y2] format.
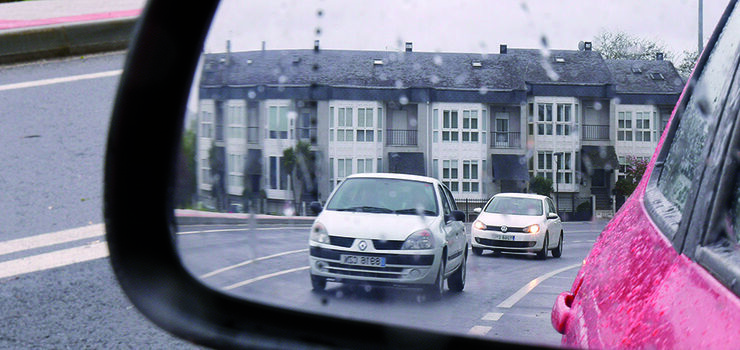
[316, 210, 437, 241]
[476, 212, 543, 227]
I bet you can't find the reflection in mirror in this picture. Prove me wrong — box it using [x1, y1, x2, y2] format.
[173, 0, 727, 346]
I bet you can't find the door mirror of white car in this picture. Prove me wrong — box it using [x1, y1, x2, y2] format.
[473, 207, 482, 214]
[451, 210, 466, 222]
[548, 213, 559, 220]
[310, 201, 323, 214]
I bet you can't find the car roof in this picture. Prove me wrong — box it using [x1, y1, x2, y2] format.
[345, 172, 441, 185]
[493, 192, 549, 201]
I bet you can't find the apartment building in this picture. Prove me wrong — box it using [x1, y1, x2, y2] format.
[196, 43, 684, 214]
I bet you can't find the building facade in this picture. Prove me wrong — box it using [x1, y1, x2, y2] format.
[196, 43, 684, 215]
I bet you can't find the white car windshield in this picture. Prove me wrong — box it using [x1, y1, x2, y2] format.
[485, 197, 543, 216]
[326, 178, 438, 216]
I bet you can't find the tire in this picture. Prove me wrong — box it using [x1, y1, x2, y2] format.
[536, 233, 549, 260]
[472, 247, 483, 256]
[425, 257, 446, 300]
[310, 274, 326, 291]
[552, 232, 563, 258]
[448, 250, 466, 292]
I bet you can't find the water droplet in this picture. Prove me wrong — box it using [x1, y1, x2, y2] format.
[316, 9, 323, 17]
[312, 64, 319, 71]
[520, 1, 529, 13]
[315, 27, 322, 36]
[257, 86, 265, 92]
[433, 55, 443, 66]
[399, 96, 409, 105]
[364, 285, 372, 293]
[413, 63, 421, 70]
[594, 101, 603, 111]
[430, 75, 440, 84]
[614, 97, 621, 105]
[278, 75, 288, 84]
[409, 118, 417, 127]
[248, 90, 256, 99]
[479, 86, 489, 95]
[297, 101, 305, 108]
[395, 80, 403, 89]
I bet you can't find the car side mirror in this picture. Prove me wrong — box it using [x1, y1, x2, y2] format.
[310, 201, 323, 214]
[451, 210, 466, 222]
[548, 213, 559, 219]
[473, 207, 482, 214]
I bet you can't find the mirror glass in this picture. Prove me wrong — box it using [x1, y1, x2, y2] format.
[174, 0, 728, 346]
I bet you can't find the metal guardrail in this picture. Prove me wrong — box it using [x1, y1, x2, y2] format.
[386, 129, 418, 146]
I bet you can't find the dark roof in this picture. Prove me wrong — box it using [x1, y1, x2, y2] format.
[513, 49, 612, 85]
[604, 59, 685, 94]
[491, 154, 529, 181]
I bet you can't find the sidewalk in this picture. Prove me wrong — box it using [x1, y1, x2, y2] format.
[0, 0, 146, 64]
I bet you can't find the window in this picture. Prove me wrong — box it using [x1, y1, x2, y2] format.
[462, 160, 479, 192]
[356, 108, 374, 142]
[227, 105, 246, 140]
[438, 185, 452, 216]
[556, 104, 571, 136]
[337, 158, 353, 180]
[618, 111, 633, 141]
[377, 107, 383, 143]
[200, 110, 214, 138]
[377, 158, 382, 172]
[555, 152, 573, 184]
[442, 110, 459, 142]
[635, 112, 651, 142]
[462, 110, 479, 142]
[537, 103, 553, 135]
[432, 109, 439, 143]
[433, 159, 439, 179]
[268, 106, 289, 139]
[336, 107, 353, 142]
[329, 107, 334, 142]
[537, 151, 553, 181]
[227, 153, 244, 189]
[357, 158, 373, 173]
[618, 156, 628, 181]
[442, 160, 459, 192]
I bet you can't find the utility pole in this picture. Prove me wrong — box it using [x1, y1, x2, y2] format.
[698, 0, 704, 53]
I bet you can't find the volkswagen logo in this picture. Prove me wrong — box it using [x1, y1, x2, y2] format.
[358, 240, 368, 251]
[500, 225, 508, 233]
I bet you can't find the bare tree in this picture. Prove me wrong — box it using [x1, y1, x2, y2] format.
[593, 31, 673, 61]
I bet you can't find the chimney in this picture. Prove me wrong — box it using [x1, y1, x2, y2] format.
[405, 42, 413, 52]
[656, 52, 664, 61]
[314, 40, 320, 52]
[584, 41, 592, 51]
[226, 40, 231, 65]
[261, 41, 266, 52]
[500, 44, 507, 54]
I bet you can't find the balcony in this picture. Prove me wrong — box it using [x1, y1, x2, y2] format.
[490, 132, 521, 148]
[386, 129, 418, 146]
[581, 124, 610, 141]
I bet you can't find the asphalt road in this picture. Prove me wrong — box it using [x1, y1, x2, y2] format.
[1, 53, 607, 348]
[177, 221, 606, 347]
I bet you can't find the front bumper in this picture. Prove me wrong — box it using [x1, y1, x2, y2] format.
[470, 228, 544, 252]
[308, 245, 441, 286]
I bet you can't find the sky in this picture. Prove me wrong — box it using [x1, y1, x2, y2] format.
[203, 0, 733, 60]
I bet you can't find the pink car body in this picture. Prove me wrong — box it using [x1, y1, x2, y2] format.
[552, 1, 740, 348]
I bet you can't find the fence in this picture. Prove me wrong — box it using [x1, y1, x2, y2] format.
[455, 198, 489, 222]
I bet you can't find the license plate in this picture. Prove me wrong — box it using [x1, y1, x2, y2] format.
[340, 255, 386, 267]
[494, 234, 515, 241]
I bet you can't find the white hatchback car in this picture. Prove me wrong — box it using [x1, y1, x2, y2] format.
[308, 173, 468, 299]
[471, 193, 563, 259]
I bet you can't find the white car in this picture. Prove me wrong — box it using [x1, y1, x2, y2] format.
[471, 193, 563, 259]
[308, 173, 468, 299]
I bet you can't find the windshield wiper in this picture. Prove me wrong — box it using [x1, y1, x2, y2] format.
[394, 208, 436, 216]
[335, 206, 394, 213]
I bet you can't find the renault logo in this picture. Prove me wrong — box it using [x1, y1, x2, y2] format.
[358, 240, 368, 251]
[500, 225, 508, 233]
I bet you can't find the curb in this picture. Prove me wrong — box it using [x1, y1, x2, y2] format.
[175, 211, 316, 227]
[0, 17, 137, 65]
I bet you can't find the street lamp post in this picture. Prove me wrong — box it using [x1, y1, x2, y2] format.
[554, 152, 563, 213]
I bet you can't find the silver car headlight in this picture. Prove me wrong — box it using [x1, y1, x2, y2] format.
[524, 224, 540, 234]
[310, 222, 329, 244]
[472, 220, 486, 231]
[401, 229, 434, 250]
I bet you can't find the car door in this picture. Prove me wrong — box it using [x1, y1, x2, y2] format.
[438, 184, 464, 272]
[556, 2, 740, 347]
[546, 198, 562, 245]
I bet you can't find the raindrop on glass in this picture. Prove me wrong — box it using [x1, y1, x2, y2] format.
[479, 86, 489, 95]
[278, 75, 288, 84]
[430, 75, 440, 84]
[395, 80, 403, 89]
[316, 9, 323, 17]
[248, 90, 256, 99]
[594, 101, 603, 111]
[399, 96, 409, 105]
[433, 55, 443, 66]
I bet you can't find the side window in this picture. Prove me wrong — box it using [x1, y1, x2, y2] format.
[443, 186, 458, 211]
[438, 185, 452, 215]
[547, 199, 556, 214]
[648, 1, 740, 238]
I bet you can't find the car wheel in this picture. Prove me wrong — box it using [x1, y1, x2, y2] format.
[310, 274, 326, 291]
[536, 233, 548, 260]
[426, 258, 445, 300]
[552, 232, 563, 258]
[448, 250, 466, 292]
[472, 247, 483, 256]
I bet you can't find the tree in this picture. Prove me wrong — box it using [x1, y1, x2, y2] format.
[614, 156, 649, 198]
[593, 31, 674, 61]
[282, 141, 316, 214]
[676, 49, 700, 79]
[529, 176, 553, 197]
[208, 140, 226, 211]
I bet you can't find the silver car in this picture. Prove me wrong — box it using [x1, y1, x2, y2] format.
[308, 173, 467, 299]
[471, 193, 563, 259]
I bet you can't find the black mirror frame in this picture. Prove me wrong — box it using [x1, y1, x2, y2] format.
[309, 201, 323, 214]
[104, 0, 544, 348]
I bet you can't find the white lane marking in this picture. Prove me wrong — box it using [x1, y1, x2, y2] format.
[223, 266, 309, 290]
[497, 263, 581, 309]
[0, 241, 109, 279]
[0, 70, 122, 92]
[199, 248, 308, 279]
[564, 230, 599, 233]
[467, 326, 492, 336]
[481, 312, 504, 321]
[178, 226, 310, 235]
[0, 224, 105, 257]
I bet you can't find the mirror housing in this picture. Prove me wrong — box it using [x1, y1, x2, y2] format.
[310, 201, 323, 214]
[473, 207, 482, 214]
[452, 210, 466, 222]
[548, 213, 559, 220]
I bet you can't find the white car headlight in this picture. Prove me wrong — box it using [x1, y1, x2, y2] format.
[524, 224, 540, 234]
[472, 220, 486, 230]
[310, 222, 329, 244]
[401, 229, 434, 250]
